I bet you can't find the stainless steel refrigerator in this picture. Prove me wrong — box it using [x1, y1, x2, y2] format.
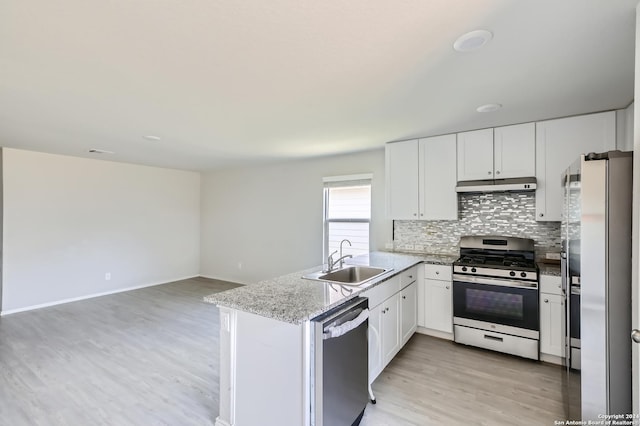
[561, 151, 633, 420]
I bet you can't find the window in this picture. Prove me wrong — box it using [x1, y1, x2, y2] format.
[323, 174, 372, 261]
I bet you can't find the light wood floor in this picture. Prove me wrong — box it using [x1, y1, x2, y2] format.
[362, 333, 566, 426]
[0, 277, 241, 426]
[1, 278, 567, 425]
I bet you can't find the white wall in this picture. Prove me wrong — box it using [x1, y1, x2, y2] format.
[200, 149, 389, 284]
[617, 102, 635, 151]
[1, 148, 201, 313]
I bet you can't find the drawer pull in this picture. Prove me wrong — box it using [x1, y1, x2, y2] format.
[544, 299, 549, 303]
[445, 286, 450, 290]
[484, 334, 503, 342]
[435, 271, 439, 275]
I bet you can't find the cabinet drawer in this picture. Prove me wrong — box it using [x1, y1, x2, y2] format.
[540, 275, 562, 295]
[424, 264, 452, 281]
[361, 275, 401, 308]
[454, 325, 538, 360]
[400, 266, 418, 288]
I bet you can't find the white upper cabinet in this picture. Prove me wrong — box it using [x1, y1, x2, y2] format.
[419, 134, 457, 220]
[457, 128, 494, 181]
[385, 140, 419, 220]
[494, 123, 536, 179]
[457, 124, 535, 182]
[386, 135, 457, 220]
[535, 111, 616, 221]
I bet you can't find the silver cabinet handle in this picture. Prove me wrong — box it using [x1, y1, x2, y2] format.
[435, 271, 439, 275]
[408, 275, 413, 279]
[539, 213, 544, 217]
[402, 295, 406, 300]
[632, 329, 640, 343]
[445, 286, 450, 289]
[413, 213, 417, 216]
[420, 213, 424, 216]
[544, 299, 549, 303]
[496, 171, 500, 175]
[488, 171, 492, 175]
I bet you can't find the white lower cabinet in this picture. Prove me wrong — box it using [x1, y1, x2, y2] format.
[423, 279, 453, 333]
[380, 292, 401, 363]
[419, 264, 453, 337]
[540, 293, 564, 357]
[368, 303, 383, 382]
[539, 273, 565, 360]
[365, 267, 418, 382]
[401, 282, 418, 344]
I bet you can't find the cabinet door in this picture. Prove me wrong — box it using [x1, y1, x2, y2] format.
[419, 134, 458, 220]
[540, 293, 565, 357]
[457, 128, 494, 181]
[535, 111, 615, 221]
[368, 303, 383, 382]
[385, 140, 419, 219]
[417, 280, 426, 328]
[400, 282, 417, 344]
[381, 293, 401, 365]
[494, 123, 535, 179]
[424, 278, 453, 333]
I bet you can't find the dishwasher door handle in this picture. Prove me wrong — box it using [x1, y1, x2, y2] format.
[323, 309, 369, 340]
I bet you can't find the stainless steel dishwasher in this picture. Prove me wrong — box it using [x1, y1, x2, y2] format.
[311, 297, 369, 426]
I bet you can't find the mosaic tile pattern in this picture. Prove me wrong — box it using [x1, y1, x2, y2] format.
[393, 192, 561, 258]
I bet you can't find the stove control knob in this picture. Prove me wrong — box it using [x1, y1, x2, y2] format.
[520, 272, 527, 278]
[471, 267, 477, 273]
[509, 271, 516, 277]
[461, 266, 467, 272]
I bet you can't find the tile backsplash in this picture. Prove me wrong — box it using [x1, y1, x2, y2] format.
[393, 192, 561, 258]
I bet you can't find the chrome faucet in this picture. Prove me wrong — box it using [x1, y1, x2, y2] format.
[326, 250, 338, 272]
[337, 239, 353, 269]
[324, 239, 353, 272]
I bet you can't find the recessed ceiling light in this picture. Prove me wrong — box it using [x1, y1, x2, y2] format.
[143, 135, 161, 141]
[453, 30, 493, 52]
[88, 149, 115, 154]
[476, 103, 502, 113]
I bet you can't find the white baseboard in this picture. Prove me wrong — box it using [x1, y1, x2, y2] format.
[540, 352, 565, 366]
[199, 274, 251, 286]
[0, 275, 199, 316]
[416, 326, 454, 341]
[214, 417, 232, 426]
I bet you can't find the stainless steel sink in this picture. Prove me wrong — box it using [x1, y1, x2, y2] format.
[302, 265, 391, 286]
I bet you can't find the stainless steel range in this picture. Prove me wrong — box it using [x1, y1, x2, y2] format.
[452, 236, 539, 360]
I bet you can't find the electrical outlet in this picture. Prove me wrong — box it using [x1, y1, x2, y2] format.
[105, 272, 111, 281]
[237, 262, 243, 270]
[404, 244, 415, 251]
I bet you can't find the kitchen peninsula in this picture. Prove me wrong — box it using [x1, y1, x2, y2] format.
[204, 251, 454, 426]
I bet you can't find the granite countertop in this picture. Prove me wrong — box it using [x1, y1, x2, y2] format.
[204, 251, 446, 325]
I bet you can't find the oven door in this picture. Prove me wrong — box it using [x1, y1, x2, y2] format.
[453, 274, 539, 331]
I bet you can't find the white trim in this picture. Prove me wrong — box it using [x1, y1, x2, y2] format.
[322, 173, 373, 183]
[0, 275, 198, 316]
[199, 274, 251, 286]
[415, 326, 454, 341]
[214, 418, 232, 426]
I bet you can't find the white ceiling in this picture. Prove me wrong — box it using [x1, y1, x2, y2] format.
[0, 0, 637, 171]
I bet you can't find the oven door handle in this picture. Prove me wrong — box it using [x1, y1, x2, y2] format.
[452, 274, 538, 290]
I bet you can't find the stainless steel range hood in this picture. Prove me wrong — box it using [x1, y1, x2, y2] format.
[455, 177, 537, 193]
